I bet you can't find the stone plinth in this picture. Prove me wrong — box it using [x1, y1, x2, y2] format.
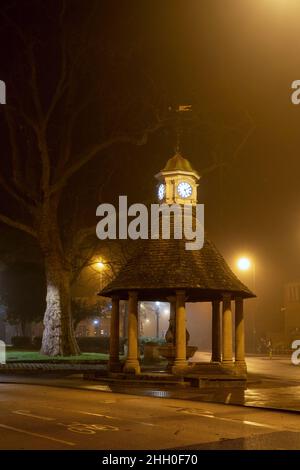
[158, 344, 197, 371]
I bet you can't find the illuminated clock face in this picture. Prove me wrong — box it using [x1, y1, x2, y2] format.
[158, 183, 165, 200]
[177, 181, 192, 198]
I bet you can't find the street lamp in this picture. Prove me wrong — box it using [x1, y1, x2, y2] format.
[94, 258, 106, 290]
[96, 261, 105, 270]
[236, 255, 257, 352]
[237, 257, 251, 272]
[236, 256, 256, 290]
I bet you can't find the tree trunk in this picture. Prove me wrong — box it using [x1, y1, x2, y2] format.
[40, 251, 80, 356]
[21, 320, 27, 337]
[38, 200, 80, 356]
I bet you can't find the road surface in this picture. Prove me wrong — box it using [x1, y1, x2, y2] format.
[1, 380, 300, 449]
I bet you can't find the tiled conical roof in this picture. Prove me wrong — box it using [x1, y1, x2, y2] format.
[100, 229, 254, 302]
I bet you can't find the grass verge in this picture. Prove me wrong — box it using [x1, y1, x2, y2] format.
[6, 350, 109, 362]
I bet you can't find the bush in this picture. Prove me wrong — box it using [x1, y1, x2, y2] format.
[77, 336, 109, 353]
[33, 336, 114, 353]
[11, 336, 33, 349]
[77, 336, 126, 354]
[139, 336, 166, 354]
[15, 336, 127, 354]
[32, 336, 42, 350]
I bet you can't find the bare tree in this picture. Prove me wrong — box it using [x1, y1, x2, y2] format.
[0, 2, 255, 357]
[0, 1, 163, 355]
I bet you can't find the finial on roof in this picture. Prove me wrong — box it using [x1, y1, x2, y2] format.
[175, 127, 182, 155]
[174, 104, 192, 155]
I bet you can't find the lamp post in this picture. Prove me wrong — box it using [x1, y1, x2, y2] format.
[236, 256, 257, 353]
[155, 302, 160, 338]
[95, 259, 105, 291]
[93, 318, 100, 336]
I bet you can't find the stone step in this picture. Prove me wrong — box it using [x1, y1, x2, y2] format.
[184, 373, 247, 389]
[84, 372, 190, 387]
[189, 366, 225, 374]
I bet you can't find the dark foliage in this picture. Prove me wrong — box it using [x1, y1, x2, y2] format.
[2, 262, 46, 334]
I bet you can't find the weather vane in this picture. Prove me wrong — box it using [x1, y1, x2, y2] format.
[173, 104, 193, 154]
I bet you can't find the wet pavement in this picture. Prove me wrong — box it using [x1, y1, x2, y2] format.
[2, 381, 300, 449]
[177, 431, 300, 450]
[1, 353, 300, 412]
[2, 355, 300, 450]
[0, 371, 299, 413]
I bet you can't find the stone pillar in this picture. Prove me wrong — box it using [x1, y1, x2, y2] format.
[211, 300, 221, 362]
[122, 302, 128, 338]
[172, 290, 187, 373]
[235, 297, 246, 370]
[123, 291, 140, 374]
[108, 295, 121, 372]
[222, 294, 233, 365]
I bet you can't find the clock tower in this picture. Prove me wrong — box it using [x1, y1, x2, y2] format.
[155, 151, 200, 205]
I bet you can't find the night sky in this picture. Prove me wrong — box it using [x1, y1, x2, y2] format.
[1, 0, 300, 334]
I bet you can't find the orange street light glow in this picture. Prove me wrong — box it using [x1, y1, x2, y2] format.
[237, 257, 252, 271]
[96, 260, 105, 270]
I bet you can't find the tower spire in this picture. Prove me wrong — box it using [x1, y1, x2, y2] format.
[174, 104, 192, 155]
[175, 126, 182, 155]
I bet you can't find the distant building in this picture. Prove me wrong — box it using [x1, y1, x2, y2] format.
[76, 316, 110, 337]
[283, 281, 300, 340]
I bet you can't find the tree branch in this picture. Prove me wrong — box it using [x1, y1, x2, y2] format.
[26, 42, 51, 194]
[0, 213, 37, 238]
[56, 93, 94, 177]
[2, 109, 39, 210]
[231, 112, 256, 162]
[51, 121, 163, 194]
[201, 112, 256, 176]
[5, 104, 38, 135]
[44, 2, 68, 125]
[4, 109, 23, 190]
[0, 172, 36, 215]
[75, 225, 97, 244]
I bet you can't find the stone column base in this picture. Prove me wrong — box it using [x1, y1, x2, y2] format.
[211, 357, 221, 364]
[221, 360, 234, 371]
[234, 360, 247, 374]
[172, 360, 188, 375]
[123, 360, 141, 374]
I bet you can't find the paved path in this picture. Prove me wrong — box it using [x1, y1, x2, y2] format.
[191, 351, 300, 383]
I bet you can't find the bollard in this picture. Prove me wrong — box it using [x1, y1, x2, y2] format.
[0, 80, 6, 104]
[0, 340, 6, 364]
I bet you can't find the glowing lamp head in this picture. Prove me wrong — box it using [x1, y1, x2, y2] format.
[237, 257, 251, 271]
[96, 261, 105, 270]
